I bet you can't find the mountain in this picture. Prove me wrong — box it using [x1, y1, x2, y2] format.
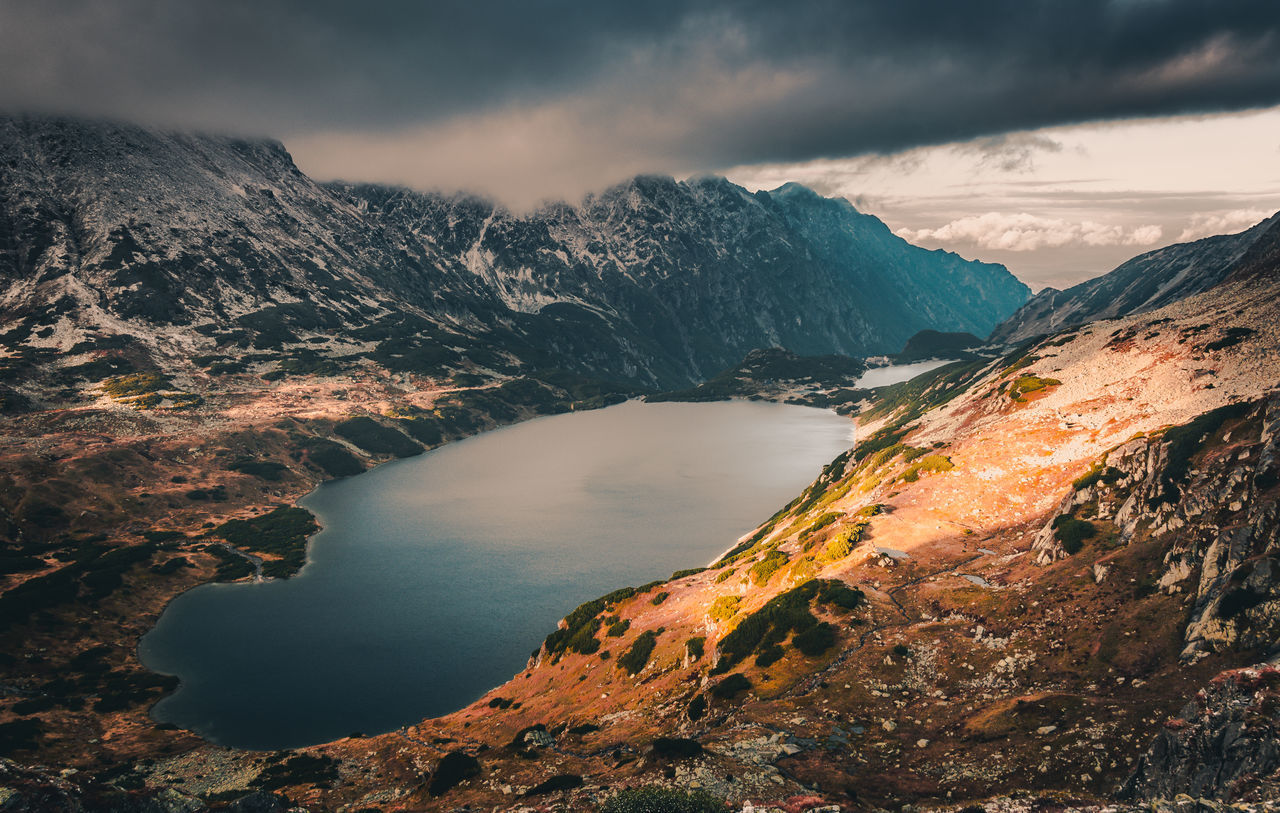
[328, 176, 1029, 382]
[988, 213, 1278, 345]
[0, 115, 1029, 394]
[895, 328, 984, 361]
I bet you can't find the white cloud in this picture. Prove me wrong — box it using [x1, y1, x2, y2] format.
[897, 212, 1164, 252]
[1176, 208, 1272, 242]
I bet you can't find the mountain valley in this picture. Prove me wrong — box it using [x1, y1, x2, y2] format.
[1, 115, 1279, 812]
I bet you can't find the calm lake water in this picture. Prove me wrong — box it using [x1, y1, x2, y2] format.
[139, 400, 854, 749]
[854, 358, 956, 389]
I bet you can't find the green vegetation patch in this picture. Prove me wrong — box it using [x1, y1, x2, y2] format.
[333, 416, 424, 458]
[711, 673, 752, 699]
[228, 457, 290, 481]
[0, 542, 161, 628]
[685, 636, 705, 660]
[617, 630, 659, 675]
[543, 584, 649, 657]
[712, 578, 862, 672]
[215, 506, 319, 579]
[601, 787, 726, 813]
[606, 619, 631, 637]
[1052, 516, 1096, 554]
[749, 549, 790, 585]
[303, 437, 365, 478]
[900, 454, 955, 483]
[1072, 461, 1124, 491]
[1008, 374, 1062, 402]
[708, 595, 741, 621]
[102, 372, 169, 398]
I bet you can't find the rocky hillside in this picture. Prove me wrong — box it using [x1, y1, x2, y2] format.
[989, 213, 1277, 345]
[0, 115, 1028, 397]
[243, 217, 1280, 810]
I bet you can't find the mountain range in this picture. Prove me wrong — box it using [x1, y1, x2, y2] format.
[4, 113, 1280, 811]
[0, 115, 1028, 397]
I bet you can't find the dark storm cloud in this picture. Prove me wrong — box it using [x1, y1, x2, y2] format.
[3, 0, 1279, 170]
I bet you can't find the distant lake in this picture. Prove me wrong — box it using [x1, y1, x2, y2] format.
[139, 400, 854, 750]
[855, 358, 957, 389]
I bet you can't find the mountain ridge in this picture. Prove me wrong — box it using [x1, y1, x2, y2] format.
[0, 114, 1029, 396]
[988, 213, 1278, 345]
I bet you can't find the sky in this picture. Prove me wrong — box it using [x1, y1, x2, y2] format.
[2, 0, 1279, 289]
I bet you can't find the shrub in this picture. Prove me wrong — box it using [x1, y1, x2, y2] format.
[333, 416, 424, 458]
[1154, 401, 1254, 504]
[714, 579, 861, 671]
[1008, 374, 1061, 402]
[601, 787, 726, 813]
[1072, 461, 1124, 490]
[543, 585, 645, 657]
[749, 549, 790, 585]
[523, 774, 583, 796]
[228, 458, 289, 481]
[711, 673, 752, 699]
[426, 751, 479, 797]
[685, 636, 705, 660]
[606, 619, 630, 637]
[793, 622, 837, 656]
[216, 506, 318, 579]
[754, 644, 785, 667]
[819, 523, 866, 562]
[671, 567, 707, 580]
[901, 454, 954, 483]
[617, 630, 659, 675]
[708, 595, 741, 621]
[1052, 516, 1096, 554]
[650, 591, 669, 606]
[304, 438, 365, 478]
[0, 719, 43, 756]
[799, 512, 841, 540]
[102, 372, 168, 398]
[652, 737, 703, 758]
[686, 694, 707, 721]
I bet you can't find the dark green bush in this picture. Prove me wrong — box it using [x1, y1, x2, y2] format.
[1155, 401, 1254, 505]
[1052, 516, 1096, 554]
[601, 787, 726, 813]
[304, 438, 365, 478]
[711, 673, 752, 699]
[651, 737, 702, 758]
[228, 458, 289, 481]
[617, 630, 659, 675]
[713, 579, 860, 671]
[606, 619, 630, 637]
[333, 416, 424, 458]
[793, 622, 837, 656]
[685, 636, 705, 660]
[749, 549, 790, 585]
[754, 644, 785, 667]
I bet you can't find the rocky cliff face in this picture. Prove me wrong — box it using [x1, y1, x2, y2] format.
[989, 215, 1277, 345]
[1030, 393, 1280, 660]
[1119, 665, 1280, 802]
[0, 115, 1029, 393]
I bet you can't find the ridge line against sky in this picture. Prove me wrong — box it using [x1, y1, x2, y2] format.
[3, 0, 1280, 288]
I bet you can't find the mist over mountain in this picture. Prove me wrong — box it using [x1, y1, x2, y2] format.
[0, 115, 1028, 391]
